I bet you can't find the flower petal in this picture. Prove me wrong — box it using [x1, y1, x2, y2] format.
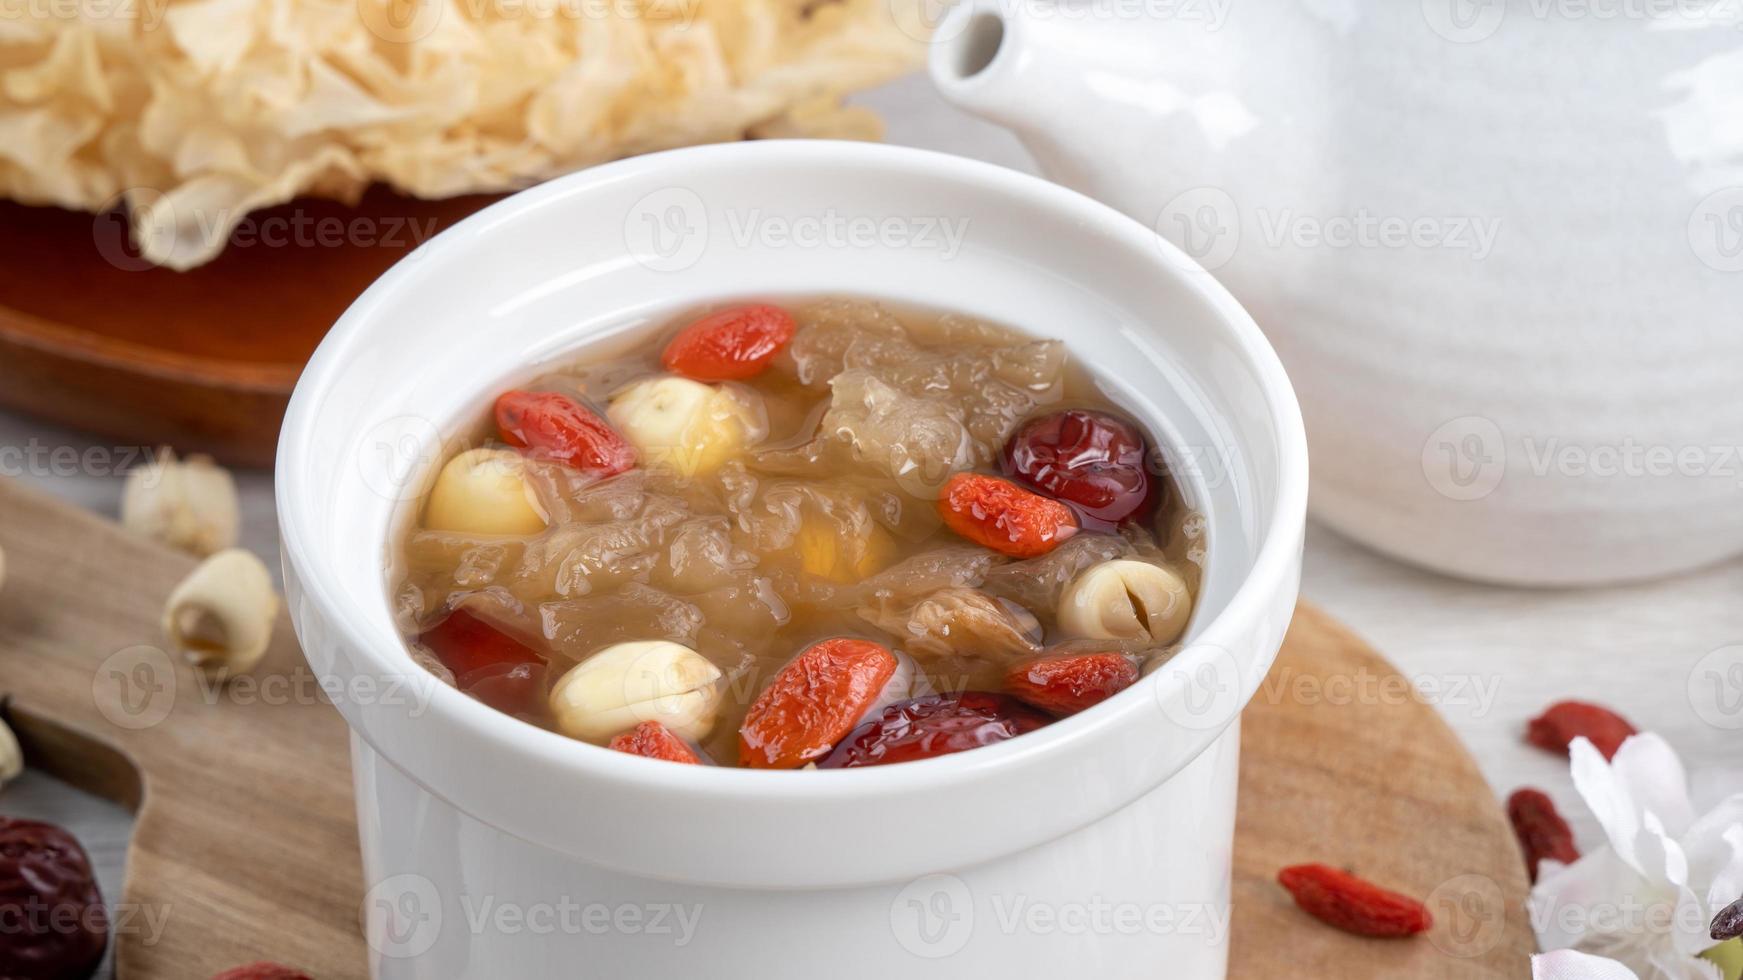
[1533, 849, 1646, 951]
[1533, 950, 1642, 980]
[1611, 735, 1699, 838]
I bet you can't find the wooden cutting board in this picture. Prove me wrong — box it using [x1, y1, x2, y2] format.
[0, 478, 1534, 978]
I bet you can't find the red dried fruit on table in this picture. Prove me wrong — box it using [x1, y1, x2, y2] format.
[210, 964, 313, 980]
[739, 638, 898, 769]
[1507, 788, 1580, 883]
[1277, 863, 1433, 938]
[817, 692, 1053, 768]
[661, 304, 798, 381]
[1004, 652, 1139, 716]
[937, 473, 1078, 559]
[609, 721, 703, 765]
[1002, 409, 1158, 531]
[494, 390, 637, 477]
[1526, 700, 1637, 760]
[0, 817, 108, 980]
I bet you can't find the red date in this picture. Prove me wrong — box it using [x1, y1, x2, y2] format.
[817, 692, 1051, 768]
[0, 818, 108, 980]
[418, 610, 548, 717]
[1002, 409, 1157, 531]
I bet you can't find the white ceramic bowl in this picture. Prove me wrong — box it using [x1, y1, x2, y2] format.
[277, 141, 1306, 980]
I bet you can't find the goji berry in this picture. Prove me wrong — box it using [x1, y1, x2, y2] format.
[1526, 700, 1636, 760]
[661, 304, 797, 381]
[1714, 896, 1743, 942]
[817, 692, 1053, 768]
[1004, 653, 1139, 716]
[609, 721, 703, 765]
[739, 638, 898, 769]
[937, 472, 1077, 559]
[211, 965, 313, 980]
[1507, 788, 1579, 883]
[494, 389, 636, 477]
[1276, 864, 1433, 938]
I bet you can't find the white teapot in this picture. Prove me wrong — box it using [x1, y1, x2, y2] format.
[930, 0, 1743, 585]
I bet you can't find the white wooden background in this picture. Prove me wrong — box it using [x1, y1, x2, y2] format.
[3, 74, 1738, 976]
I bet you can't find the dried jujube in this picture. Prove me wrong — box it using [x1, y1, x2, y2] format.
[0, 818, 108, 980]
[1002, 409, 1158, 530]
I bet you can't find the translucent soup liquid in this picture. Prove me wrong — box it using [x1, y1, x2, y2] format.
[390, 298, 1205, 768]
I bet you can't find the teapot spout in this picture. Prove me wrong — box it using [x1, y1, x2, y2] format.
[928, 0, 1136, 192]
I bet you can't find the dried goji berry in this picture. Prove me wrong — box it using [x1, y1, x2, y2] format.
[1004, 652, 1139, 716]
[1714, 896, 1743, 942]
[937, 473, 1077, 559]
[1276, 864, 1433, 938]
[817, 692, 1053, 768]
[739, 638, 897, 769]
[494, 389, 636, 477]
[210, 964, 313, 980]
[609, 721, 703, 765]
[661, 304, 797, 381]
[1526, 700, 1636, 760]
[1507, 788, 1579, 883]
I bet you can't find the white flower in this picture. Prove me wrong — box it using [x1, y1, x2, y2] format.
[1534, 949, 1648, 980]
[1530, 734, 1743, 980]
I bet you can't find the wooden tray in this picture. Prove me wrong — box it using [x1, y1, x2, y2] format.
[0, 478, 1533, 978]
[0, 192, 499, 468]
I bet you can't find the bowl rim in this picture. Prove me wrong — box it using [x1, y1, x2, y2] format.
[276, 138, 1308, 805]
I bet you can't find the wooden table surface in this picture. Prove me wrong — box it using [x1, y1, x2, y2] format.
[2, 73, 1739, 977]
